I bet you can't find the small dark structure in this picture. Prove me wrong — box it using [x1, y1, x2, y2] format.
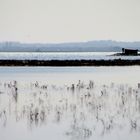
[122, 48, 138, 55]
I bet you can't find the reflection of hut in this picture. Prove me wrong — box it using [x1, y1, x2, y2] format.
[122, 48, 138, 55]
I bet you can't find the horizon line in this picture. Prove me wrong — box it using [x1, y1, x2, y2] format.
[0, 39, 140, 44]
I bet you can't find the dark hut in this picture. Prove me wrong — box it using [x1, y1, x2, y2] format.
[122, 48, 138, 55]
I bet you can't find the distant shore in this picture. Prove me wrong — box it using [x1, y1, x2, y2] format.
[0, 59, 140, 66]
[113, 53, 140, 56]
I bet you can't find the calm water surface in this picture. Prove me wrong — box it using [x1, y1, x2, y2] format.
[0, 66, 140, 140]
[0, 52, 140, 60]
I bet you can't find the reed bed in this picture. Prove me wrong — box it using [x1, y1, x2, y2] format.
[0, 80, 140, 139]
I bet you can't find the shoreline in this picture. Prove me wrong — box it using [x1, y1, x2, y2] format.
[112, 53, 140, 56]
[0, 59, 140, 66]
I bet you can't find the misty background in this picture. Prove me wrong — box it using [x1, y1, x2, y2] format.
[0, 0, 140, 43]
[0, 40, 140, 52]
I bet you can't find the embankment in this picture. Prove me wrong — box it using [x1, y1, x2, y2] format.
[0, 59, 140, 66]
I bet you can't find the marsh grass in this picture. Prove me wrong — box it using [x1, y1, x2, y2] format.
[0, 80, 140, 139]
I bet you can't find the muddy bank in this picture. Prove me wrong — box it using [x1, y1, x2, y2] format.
[113, 53, 140, 56]
[0, 59, 140, 66]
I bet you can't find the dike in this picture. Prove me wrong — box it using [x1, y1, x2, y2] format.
[0, 59, 140, 66]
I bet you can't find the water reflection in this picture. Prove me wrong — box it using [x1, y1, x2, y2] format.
[0, 80, 140, 139]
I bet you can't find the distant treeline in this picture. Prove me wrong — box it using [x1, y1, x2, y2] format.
[0, 59, 140, 66]
[0, 40, 140, 52]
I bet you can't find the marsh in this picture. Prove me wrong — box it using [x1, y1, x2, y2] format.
[0, 66, 140, 140]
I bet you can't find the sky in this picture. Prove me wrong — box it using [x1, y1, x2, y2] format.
[0, 0, 140, 43]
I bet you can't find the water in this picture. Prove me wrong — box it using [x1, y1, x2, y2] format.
[0, 66, 140, 140]
[0, 66, 139, 85]
[0, 52, 140, 60]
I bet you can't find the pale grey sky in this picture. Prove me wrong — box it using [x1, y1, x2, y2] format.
[0, 0, 140, 43]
